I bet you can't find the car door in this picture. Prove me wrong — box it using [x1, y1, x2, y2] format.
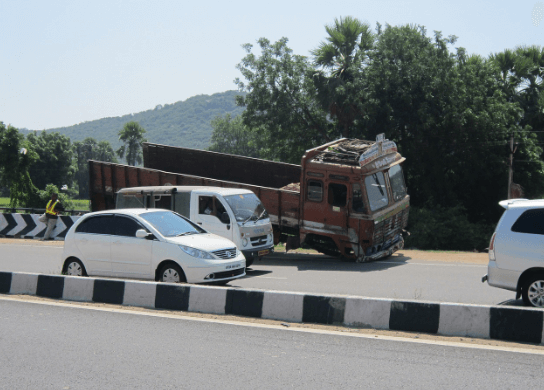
[73, 215, 113, 275]
[192, 193, 234, 241]
[110, 215, 154, 278]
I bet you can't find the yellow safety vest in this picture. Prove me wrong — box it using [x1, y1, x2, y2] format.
[46, 200, 59, 216]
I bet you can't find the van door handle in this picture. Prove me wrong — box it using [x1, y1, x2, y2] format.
[197, 222, 202, 225]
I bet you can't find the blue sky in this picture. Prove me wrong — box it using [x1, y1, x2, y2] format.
[1, 0, 542, 130]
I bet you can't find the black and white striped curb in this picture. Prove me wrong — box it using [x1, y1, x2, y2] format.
[0, 213, 80, 240]
[1, 271, 543, 344]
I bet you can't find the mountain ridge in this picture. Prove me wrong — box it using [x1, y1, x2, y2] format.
[20, 90, 244, 150]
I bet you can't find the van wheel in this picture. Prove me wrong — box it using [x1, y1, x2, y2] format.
[159, 263, 186, 283]
[245, 258, 254, 268]
[522, 275, 544, 307]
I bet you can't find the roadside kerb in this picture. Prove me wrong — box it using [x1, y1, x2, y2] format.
[0, 270, 542, 344]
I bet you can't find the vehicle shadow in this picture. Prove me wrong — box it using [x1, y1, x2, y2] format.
[252, 251, 412, 273]
[243, 269, 273, 278]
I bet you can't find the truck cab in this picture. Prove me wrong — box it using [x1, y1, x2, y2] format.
[116, 186, 274, 267]
[298, 135, 409, 262]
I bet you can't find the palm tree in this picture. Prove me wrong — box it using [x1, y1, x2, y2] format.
[311, 17, 374, 138]
[312, 16, 373, 80]
[116, 121, 147, 166]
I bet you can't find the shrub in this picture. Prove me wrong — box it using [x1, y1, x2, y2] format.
[404, 205, 495, 251]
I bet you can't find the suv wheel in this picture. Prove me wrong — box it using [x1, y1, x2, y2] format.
[522, 274, 544, 308]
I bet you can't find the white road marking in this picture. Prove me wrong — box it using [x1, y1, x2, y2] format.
[1, 295, 542, 356]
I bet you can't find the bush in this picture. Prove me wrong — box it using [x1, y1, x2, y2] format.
[404, 205, 495, 251]
[32, 184, 75, 211]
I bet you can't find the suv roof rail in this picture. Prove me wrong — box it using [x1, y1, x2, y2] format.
[498, 199, 530, 209]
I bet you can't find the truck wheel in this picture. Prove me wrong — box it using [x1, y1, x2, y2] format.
[522, 274, 544, 307]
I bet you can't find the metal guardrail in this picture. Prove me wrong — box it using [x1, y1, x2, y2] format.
[0, 207, 89, 216]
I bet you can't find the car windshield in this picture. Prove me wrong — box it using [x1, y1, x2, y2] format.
[223, 193, 268, 223]
[140, 211, 204, 237]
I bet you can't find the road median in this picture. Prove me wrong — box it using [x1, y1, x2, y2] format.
[0, 270, 541, 345]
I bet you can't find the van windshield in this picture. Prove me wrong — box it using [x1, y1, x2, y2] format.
[117, 193, 145, 209]
[224, 193, 268, 223]
[140, 211, 204, 237]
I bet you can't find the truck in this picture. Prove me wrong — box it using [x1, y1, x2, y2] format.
[115, 185, 274, 267]
[89, 134, 409, 262]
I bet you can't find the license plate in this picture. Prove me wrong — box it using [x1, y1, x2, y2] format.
[258, 249, 269, 257]
[225, 263, 242, 270]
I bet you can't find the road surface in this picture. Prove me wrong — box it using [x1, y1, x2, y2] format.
[0, 297, 542, 389]
[0, 240, 517, 305]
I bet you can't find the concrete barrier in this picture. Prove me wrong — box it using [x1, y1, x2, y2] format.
[0, 213, 80, 240]
[0, 270, 542, 344]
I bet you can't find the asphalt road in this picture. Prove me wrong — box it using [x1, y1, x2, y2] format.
[1, 298, 542, 389]
[0, 241, 517, 305]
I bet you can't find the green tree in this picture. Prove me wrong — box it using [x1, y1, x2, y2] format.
[235, 38, 331, 163]
[26, 131, 75, 191]
[0, 123, 39, 207]
[73, 138, 118, 199]
[209, 114, 263, 158]
[116, 121, 147, 166]
[311, 16, 374, 137]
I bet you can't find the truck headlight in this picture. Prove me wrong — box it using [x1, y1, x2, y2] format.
[242, 237, 249, 247]
[179, 245, 214, 259]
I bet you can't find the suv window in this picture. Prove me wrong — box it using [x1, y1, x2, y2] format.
[113, 215, 144, 237]
[511, 209, 544, 235]
[75, 215, 114, 235]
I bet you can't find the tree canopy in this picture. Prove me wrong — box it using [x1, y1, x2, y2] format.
[117, 121, 147, 166]
[224, 20, 544, 225]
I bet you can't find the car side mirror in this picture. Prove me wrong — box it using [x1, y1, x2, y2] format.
[136, 229, 152, 239]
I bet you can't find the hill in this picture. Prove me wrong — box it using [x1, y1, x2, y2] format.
[21, 91, 244, 149]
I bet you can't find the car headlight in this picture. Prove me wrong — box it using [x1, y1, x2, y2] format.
[179, 245, 214, 259]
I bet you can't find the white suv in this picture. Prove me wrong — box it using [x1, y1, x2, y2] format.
[484, 199, 544, 307]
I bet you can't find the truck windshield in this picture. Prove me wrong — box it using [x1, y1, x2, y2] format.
[140, 211, 204, 237]
[389, 164, 407, 201]
[117, 193, 145, 209]
[365, 172, 389, 211]
[224, 193, 269, 223]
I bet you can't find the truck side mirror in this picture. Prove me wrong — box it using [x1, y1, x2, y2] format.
[220, 212, 230, 224]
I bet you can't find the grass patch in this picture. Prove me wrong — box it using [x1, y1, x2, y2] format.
[0, 197, 9, 207]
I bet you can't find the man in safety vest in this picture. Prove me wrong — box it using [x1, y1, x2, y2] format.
[42, 193, 65, 240]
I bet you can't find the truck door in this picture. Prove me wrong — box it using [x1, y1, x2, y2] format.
[326, 182, 348, 234]
[191, 193, 234, 241]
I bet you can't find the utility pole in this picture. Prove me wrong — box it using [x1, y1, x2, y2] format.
[507, 132, 514, 199]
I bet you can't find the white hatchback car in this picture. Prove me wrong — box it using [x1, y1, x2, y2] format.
[61, 209, 246, 283]
[484, 199, 544, 307]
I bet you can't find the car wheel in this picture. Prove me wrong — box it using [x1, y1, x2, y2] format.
[64, 258, 87, 277]
[522, 275, 544, 307]
[159, 263, 186, 283]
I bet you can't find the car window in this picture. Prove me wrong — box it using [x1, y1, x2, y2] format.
[75, 215, 114, 235]
[511, 209, 544, 235]
[113, 215, 144, 237]
[140, 210, 204, 237]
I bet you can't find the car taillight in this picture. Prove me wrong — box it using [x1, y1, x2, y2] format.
[489, 232, 496, 261]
